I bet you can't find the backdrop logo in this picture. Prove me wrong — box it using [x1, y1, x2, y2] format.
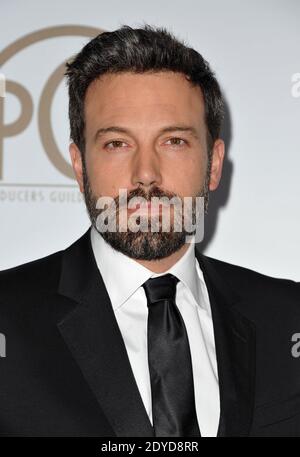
[0, 73, 5, 98]
[0, 25, 102, 190]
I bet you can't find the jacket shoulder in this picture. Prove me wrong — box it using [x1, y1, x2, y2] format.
[201, 254, 300, 312]
[204, 254, 298, 285]
[0, 249, 63, 303]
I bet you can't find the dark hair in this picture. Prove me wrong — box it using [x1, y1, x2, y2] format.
[65, 24, 224, 157]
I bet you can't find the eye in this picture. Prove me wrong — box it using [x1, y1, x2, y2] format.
[165, 137, 188, 147]
[104, 140, 128, 150]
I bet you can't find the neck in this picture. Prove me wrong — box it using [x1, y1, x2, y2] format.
[134, 242, 190, 274]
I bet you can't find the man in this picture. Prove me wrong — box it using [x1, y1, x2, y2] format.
[0, 24, 299, 438]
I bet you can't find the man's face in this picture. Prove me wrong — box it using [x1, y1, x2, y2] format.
[70, 71, 224, 260]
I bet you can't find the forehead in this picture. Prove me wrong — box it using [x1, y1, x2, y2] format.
[84, 71, 205, 127]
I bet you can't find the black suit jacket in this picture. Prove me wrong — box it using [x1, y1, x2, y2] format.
[0, 226, 299, 437]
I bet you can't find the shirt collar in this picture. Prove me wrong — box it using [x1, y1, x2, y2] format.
[90, 225, 205, 311]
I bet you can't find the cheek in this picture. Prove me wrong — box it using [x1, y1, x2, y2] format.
[84, 154, 107, 193]
[170, 154, 206, 195]
[85, 154, 128, 197]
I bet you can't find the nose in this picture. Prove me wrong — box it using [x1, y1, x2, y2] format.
[131, 146, 163, 189]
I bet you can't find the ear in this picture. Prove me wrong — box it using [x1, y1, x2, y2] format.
[209, 139, 225, 191]
[69, 142, 84, 193]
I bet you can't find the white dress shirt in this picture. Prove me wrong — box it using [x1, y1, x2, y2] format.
[90, 226, 220, 436]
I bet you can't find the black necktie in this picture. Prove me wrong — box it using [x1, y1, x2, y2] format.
[142, 273, 201, 437]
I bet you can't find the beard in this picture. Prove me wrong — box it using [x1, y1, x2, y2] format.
[81, 159, 211, 261]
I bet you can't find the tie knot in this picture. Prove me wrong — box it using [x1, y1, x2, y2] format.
[142, 273, 179, 305]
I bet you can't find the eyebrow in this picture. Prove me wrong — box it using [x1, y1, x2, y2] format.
[93, 125, 200, 143]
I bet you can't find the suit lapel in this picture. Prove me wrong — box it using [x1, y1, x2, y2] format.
[195, 247, 256, 436]
[56, 227, 154, 437]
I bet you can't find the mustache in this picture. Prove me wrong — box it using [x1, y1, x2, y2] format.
[114, 185, 180, 208]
